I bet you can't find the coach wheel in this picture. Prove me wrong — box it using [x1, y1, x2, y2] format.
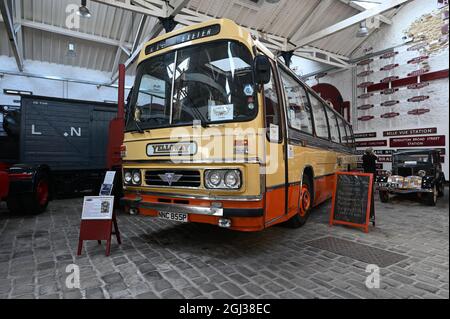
[285, 177, 313, 228]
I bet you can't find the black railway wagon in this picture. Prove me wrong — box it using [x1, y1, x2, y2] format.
[19, 95, 118, 195]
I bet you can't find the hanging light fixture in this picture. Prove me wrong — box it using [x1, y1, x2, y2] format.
[77, 0, 91, 18]
[356, 21, 369, 37]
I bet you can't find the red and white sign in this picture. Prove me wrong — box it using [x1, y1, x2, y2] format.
[408, 108, 431, 115]
[356, 140, 388, 147]
[380, 51, 399, 59]
[358, 115, 375, 121]
[407, 56, 429, 64]
[380, 112, 400, 119]
[408, 95, 430, 102]
[408, 68, 430, 77]
[381, 76, 399, 83]
[407, 82, 430, 89]
[380, 64, 399, 71]
[354, 132, 377, 139]
[383, 127, 437, 137]
[358, 104, 375, 110]
[381, 100, 399, 107]
[358, 93, 373, 99]
[390, 135, 446, 147]
[357, 70, 374, 77]
[358, 81, 374, 88]
[407, 42, 427, 51]
[381, 88, 399, 95]
[377, 156, 392, 163]
[357, 59, 373, 66]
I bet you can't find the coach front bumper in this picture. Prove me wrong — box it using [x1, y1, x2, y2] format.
[120, 196, 264, 218]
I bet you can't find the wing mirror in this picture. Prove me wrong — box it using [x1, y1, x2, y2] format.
[253, 55, 271, 85]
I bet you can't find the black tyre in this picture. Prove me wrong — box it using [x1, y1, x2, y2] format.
[6, 194, 23, 214]
[379, 191, 389, 203]
[437, 182, 444, 198]
[285, 177, 313, 228]
[424, 185, 437, 206]
[23, 173, 50, 214]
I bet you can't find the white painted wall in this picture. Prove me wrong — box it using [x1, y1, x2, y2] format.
[0, 56, 134, 107]
[300, 0, 449, 178]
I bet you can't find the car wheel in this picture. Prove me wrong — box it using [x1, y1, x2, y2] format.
[379, 191, 389, 203]
[285, 177, 313, 228]
[437, 182, 444, 198]
[424, 185, 437, 206]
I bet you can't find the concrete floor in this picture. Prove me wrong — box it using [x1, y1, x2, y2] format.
[0, 189, 448, 299]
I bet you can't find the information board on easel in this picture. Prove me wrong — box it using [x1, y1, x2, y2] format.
[329, 172, 374, 233]
[77, 171, 121, 256]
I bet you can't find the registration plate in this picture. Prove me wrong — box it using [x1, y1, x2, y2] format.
[158, 211, 188, 223]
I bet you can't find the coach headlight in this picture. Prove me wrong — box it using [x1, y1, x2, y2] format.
[224, 170, 241, 188]
[124, 171, 132, 184]
[205, 170, 241, 189]
[132, 170, 141, 185]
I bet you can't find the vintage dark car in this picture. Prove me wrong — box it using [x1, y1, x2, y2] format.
[376, 149, 445, 206]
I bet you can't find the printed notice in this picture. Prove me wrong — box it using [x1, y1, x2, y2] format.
[81, 196, 114, 220]
[209, 104, 234, 122]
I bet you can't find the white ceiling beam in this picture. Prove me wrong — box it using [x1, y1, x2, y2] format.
[295, 52, 351, 69]
[339, 0, 392, 24]
[289, 0, 334, 45]
[90, 0, 167, 18]
[297, 46, 350, 62]
[111, 11, 133, 78]
[131, 15, 148, 53]
[20, 20, 133, 48]
[293, 0, 411, 50]
[109, 0, 191, 84]
[14, 0, 24, 66]
[0, 0, 23, 71]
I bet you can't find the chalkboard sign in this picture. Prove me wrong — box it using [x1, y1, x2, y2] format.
[329, 172, 374, 233]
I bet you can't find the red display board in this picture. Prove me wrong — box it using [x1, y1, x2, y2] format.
[77, 212, 121, 256]
[330, 172, 374, 233]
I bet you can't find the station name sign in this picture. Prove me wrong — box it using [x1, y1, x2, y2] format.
[354, 132, 377, 139]
[145, 24, 221, 55]
[383, 127, 437, 137]
[355, 140, 387, 148]
[390, 135, 446, 148]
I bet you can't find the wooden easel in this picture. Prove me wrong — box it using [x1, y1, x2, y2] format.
[77, 211, 121, 256]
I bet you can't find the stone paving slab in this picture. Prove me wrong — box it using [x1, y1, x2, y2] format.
[0, 189, 448, 299]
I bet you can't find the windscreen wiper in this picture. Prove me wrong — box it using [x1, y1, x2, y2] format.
[134, 120, 144, 133]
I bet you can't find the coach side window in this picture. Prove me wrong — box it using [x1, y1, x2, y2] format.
[279, 69, 313, 135]
[337, 117, 348, 146]
[263, 65, 282, 142]
[346, 123, 355, 148]
[326, 107, 341, 143]
[309, 93, 330, 140]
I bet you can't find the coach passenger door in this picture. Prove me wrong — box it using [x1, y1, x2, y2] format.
[263, 62, 287, 225]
